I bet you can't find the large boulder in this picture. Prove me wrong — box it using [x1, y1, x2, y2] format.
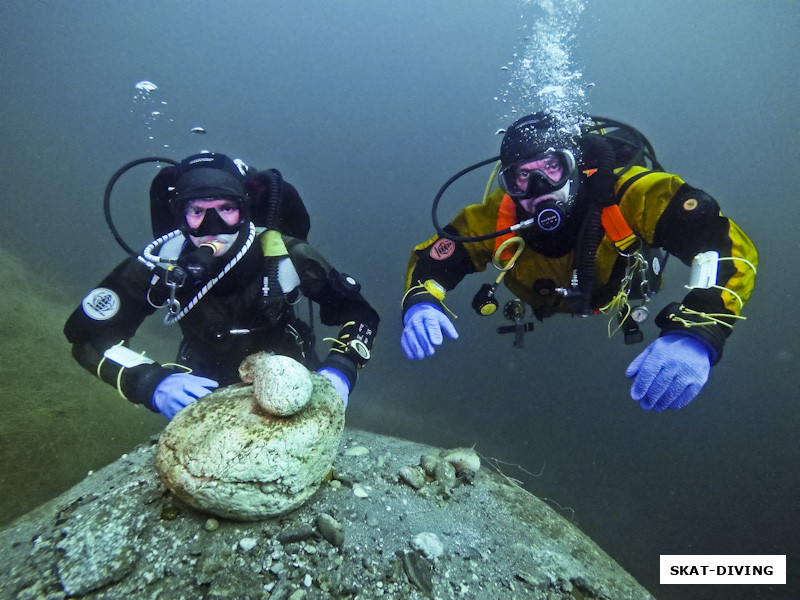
[0, 430, 656, 600]
[155, 353, 345, 520]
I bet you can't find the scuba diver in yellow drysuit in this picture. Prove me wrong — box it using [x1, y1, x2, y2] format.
[401, 113, 757, 411]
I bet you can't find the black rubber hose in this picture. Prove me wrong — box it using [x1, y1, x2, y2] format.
[431, 156, 522, 243]
[104, 156, 178, 255]
[574, 134, 616, 314]
[261, 168, 284, 230]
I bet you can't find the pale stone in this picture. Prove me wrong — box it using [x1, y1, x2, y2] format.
[344, 445, 369, 456]
[419, 454, 439, 477]
[155, 356, 345, 520]
[411, 532, 444, 560]
[239, 352, 313, 417]
[440, 447, 481, 473]
[398, 465, 426, 490]
[239, 537, 258, 552]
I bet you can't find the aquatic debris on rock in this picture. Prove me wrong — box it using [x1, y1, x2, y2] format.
[398, 446, 481, 497]
[440, 447, 481, 474]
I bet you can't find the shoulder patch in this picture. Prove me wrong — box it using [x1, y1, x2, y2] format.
[673, 186, 719, 219]
[82, 288, 120, 321]
[430, 238, 456, 260]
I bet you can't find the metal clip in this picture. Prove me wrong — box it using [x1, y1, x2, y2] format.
[164, 265, 188, 317]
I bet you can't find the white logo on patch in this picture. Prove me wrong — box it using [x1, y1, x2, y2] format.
[82, 288, 120, 321]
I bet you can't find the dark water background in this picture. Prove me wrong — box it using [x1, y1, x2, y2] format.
[1, 1, 798, 598]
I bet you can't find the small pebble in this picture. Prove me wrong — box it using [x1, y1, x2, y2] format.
[204, 518, 220, 531]
[239, 537, 258, 552]
[434, 460, 457, 489]
[420, 454, 439, 476]
[316, 513, 345, 547]
[345, 445, 370, 456]
[353, 484, 369, 498]
[398, 465, 426, 490]
[411, 532, 444, 560]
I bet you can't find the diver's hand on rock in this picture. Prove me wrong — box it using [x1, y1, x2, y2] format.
[626, 333, 712, 411]
[317, 367, 350, 408]
[153, 373, 219, 419]
[401, 302, 458, 360]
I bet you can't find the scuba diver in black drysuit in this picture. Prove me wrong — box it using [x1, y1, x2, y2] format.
[65, 151, 379, 418]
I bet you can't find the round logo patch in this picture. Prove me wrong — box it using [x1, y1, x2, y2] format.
[430, 238, 455, 260]
[82, 288, 120, 321]
[537, 208, 562, 231]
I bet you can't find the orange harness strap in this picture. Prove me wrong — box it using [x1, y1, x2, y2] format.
[494, 194, 519, 262]
[494, 193, 639, 259]
[600, 204, 638, 252]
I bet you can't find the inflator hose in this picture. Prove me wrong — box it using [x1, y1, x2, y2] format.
[104, 157, 179, 256]
[432, 156, 507, 243]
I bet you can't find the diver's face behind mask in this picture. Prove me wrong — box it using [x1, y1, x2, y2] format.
[184, 197, 244, 256]
[498, 148, 578, 233]
[499, 149, 575, 199]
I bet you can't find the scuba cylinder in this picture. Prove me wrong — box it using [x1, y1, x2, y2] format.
[255, 168, 303, 326]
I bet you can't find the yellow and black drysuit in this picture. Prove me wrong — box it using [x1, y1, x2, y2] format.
[403, 166, 757, 362]
[65, 231, 379, 411]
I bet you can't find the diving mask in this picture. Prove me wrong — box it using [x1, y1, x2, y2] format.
[182, 197, 246, 237]
[498, 148, 577, 199]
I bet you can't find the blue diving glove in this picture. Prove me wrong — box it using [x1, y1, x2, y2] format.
[153, 373, 219, 419]
[401, 302, 459, 360]
[317, 367, 350, 407]
[626, 333, 712, 411]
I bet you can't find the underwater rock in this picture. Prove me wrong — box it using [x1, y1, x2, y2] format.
[239, 352, 313, 417]
[440, 447, 481, 474]
[419, 453, 439, 477]
[398, 465, 426, 490]
[55, 502, 142, 595]
[411, 532, 444, 560]
[0, 429, 656, 599]
[433, 459, 457, 493]
[316, 513, 345, 547]
[155, 354, 344, 520]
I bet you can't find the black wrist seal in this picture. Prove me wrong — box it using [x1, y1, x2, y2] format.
[655, 302, 726, 365]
